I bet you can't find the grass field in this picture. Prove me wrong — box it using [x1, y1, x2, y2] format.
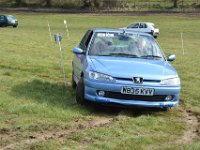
[0, 13, 200, 150]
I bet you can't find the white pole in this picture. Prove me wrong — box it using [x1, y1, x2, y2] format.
[47, 21, 53, 41]
[58, 41, 67, 87]
[181, 32, 185, 55]
[64, 20, 70, 39]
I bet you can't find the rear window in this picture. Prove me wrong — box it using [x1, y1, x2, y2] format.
[153, 25, 158, 29]
[7, 16, 16, 21]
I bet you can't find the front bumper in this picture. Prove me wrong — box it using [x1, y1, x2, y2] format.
[84, 79, 180, 108]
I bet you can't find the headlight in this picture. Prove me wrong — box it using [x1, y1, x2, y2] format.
[89, 71, 115, 82]
[160, 77, 180, 86]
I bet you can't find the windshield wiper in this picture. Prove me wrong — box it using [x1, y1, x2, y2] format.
[109, 53, 139, 58]
[96, 54, 110, 56]
[140, 55, 163, 59]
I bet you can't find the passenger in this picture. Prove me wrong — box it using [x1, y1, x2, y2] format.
[128, 40, 140, 56]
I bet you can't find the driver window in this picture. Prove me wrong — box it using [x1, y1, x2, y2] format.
[132, 23, 139, 28]
[139, 23, 147, 28]
[128, 23, 139, 28]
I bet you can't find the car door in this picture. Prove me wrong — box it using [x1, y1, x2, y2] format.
[73, 30, 93, 80]
[139, 23, 148, 33]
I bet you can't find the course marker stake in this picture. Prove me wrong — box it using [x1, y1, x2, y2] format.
[54, 33, 67, 87]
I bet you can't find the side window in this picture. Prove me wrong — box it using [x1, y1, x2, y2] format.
[132, 23, 139, 28]
[0, 16, 5, 21]
[79, 30, 93, 51]
[139, 23, 147, 28]
[127, 23, 139, 29]
[144, 23, 147, 28]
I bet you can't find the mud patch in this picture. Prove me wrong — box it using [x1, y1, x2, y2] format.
[2, 116, 114, 150]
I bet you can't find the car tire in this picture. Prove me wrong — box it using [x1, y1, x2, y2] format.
[13, 25, 17, 28]
[162, 107, 173, 111]
[76, 77, 86, 105]
[71, 73, 77, 89]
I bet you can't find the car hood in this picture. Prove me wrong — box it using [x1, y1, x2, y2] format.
[88, 56, 178, 80]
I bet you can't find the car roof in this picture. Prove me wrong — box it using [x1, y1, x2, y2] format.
[90, 28, 152, 37]
[130, 22, 154, 24]
[0, 14, 14, 17]
[0, 14, 15, 17]
[7, 15, 15, 17]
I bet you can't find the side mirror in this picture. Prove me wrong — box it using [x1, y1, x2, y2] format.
[73, 47, 85, 54]
[167, 54, 176, 61]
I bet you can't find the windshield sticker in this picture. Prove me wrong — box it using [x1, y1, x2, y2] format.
[97, 33, 114, 37]
[105, 33, 114, 37]
[97, 33, 106, 37]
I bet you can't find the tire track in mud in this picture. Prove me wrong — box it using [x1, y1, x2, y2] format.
[176, 106, 199, 145]
[1, 106, 199, 149]
[2, 115, 115, 150]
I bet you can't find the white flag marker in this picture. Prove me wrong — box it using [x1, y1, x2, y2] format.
[64, 20, 70, 39]
[47, 20, 53, 41]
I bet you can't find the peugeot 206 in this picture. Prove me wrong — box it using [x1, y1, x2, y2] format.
[72, 29, 180, 108]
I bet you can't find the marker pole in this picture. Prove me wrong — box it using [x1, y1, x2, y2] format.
[181, 32, 185, 55]
[47, 21, 53, 41]
[54, 34, 67, 87]
[58, 41, 67, 87]
[64, 20, 70, 39]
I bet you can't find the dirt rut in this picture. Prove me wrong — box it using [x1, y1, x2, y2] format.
[2, 116, 114, 150]
[176, 106, 199, 144]
[1, 106, 199, 149]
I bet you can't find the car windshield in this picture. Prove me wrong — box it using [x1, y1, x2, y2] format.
[7, 16, 16, 21]
[89, 32, 164, 60]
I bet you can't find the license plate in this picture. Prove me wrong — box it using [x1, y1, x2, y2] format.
[121, 86, 154, 96]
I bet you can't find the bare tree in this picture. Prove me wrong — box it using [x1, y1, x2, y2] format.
[83, 0, 92, 8]
[15, 0, 22, 6]
[82, 0, 103, 8]
[45, 0, 52, 7]
[172, 0, 179, 8]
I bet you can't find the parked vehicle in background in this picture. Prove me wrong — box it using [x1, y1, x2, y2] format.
[72, 28, 180, 109]
[0, 15, 18, 28]
[121, 22, 159, 38]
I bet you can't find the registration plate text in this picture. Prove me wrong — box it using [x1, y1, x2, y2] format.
[121, 86, 154, 96]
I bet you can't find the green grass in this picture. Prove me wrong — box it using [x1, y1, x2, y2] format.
[0, 13, 200, 149]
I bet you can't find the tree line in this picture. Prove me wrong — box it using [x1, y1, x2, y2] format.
[4, 0, 200, 9]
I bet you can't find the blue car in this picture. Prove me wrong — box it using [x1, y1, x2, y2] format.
[72, 28, 180, 108]
[0, 15, 18, 28]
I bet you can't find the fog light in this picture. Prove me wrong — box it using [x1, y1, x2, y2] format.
[165, 95, 173, 101]
[98, 91, 105, 97]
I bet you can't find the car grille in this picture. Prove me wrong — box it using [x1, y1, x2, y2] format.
[115, 77, 160, 83]
[104, 92, 168, 102]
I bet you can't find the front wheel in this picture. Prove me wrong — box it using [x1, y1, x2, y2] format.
[71, 73, 77, 89]
[76, 77, 86, 105]
[154, 36, 158, 39]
